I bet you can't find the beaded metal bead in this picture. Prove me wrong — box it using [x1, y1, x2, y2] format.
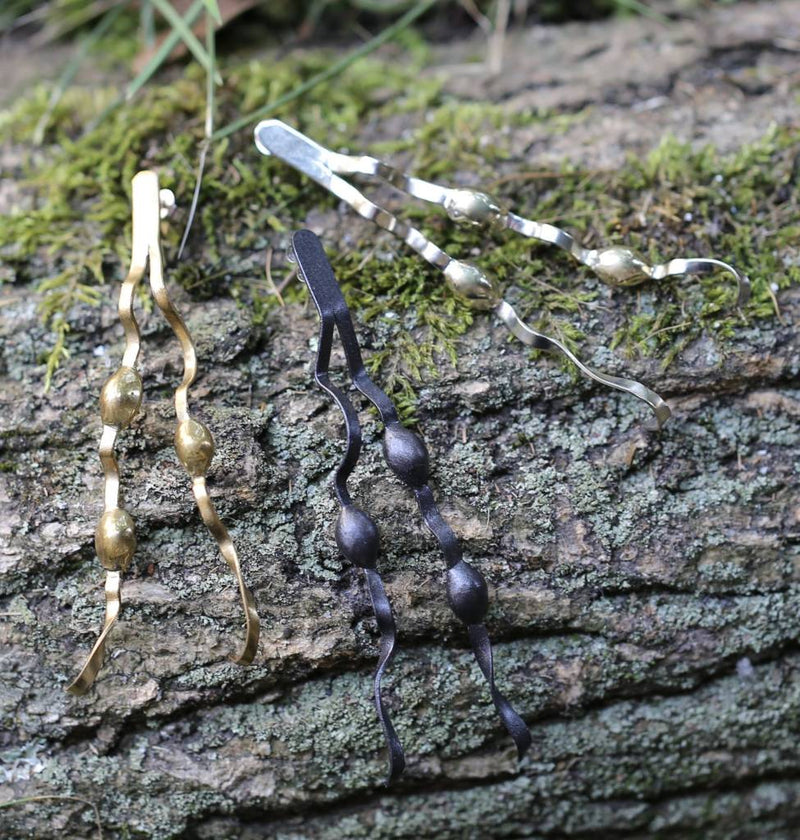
[589, 247, 651, 287]
[383, 425, 430, 488]
[443, 261, 500, 310]
[446, 560, 489, 625]
[99, 366, 143, 429]
[336, 506, 380, 569]
[444, 189, 507, 231]
[175, 419, 215, 478]
[95, 509, 137, 572]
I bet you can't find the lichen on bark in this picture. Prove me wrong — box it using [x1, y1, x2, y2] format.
[1, 2, 799, 838]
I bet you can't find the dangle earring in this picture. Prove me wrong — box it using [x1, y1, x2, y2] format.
[67, 171, 260, 696]
[255, 120, 751, 429]
[292, 229, 531, 780]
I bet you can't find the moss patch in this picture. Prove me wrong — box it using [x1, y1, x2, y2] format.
[1, 40, 795, 407]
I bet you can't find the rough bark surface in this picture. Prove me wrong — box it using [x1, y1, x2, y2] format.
[1, 3, 799, 839]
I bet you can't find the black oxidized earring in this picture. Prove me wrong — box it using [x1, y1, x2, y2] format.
[292, 228, 531, 782]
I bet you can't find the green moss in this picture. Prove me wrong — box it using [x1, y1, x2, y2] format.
[604, 129, 799, 361]
[1, 41, 794, 408]
[0, 48, 446, 402]
[330, 249, 475, 422]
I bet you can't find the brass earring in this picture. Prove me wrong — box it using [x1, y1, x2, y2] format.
[67, 171, 259, 695]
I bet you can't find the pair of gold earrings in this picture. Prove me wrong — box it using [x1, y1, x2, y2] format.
[68, 174, 532, 781]
[67, 171, 259, 696]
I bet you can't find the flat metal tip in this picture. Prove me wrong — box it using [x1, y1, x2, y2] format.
[254, 118, 289, 156]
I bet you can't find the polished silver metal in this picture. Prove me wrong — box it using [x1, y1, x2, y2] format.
[255, 120, 749, 428]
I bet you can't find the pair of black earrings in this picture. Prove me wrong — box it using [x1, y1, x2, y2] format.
[294, 229, 531, 781]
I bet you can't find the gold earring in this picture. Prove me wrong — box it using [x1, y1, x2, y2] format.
[67, 171, 259, 695]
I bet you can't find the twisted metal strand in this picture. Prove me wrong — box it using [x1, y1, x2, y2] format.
[256, 121, 747, 426]
[298, 234, 405, 782]
[66, 176, 150, 695]
[143, 171, 259, 666]
[294, 229, 531, 766]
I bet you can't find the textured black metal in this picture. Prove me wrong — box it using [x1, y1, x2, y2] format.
[293, 229, 405, 783]
[293, 228, 532, 778]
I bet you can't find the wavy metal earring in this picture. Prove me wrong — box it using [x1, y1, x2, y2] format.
[293, 229, 531, 780]
[67, 171, 260, 696]
[255, 120, 750, 429]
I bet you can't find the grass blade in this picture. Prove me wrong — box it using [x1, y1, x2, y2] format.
[32, 0, 116, 46]
[202, 0, 222, 25]
[83, 0, 205, 133]
[141, 0, 155, 48]
[33, 4, 124, 145]
[212, 0, 438, 141]
[613, 0, 669, 23]
[149, 0, 222, 83]
[178, 10, 217, 259]
[126, 0, 206, 100]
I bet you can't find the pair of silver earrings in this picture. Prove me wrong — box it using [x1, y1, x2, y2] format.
[255, 119, 749, 430]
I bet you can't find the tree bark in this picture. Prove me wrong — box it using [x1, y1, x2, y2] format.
[1, 2, 799, 838]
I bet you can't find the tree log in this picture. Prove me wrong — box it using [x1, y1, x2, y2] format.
[1, 2, 799, 838]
